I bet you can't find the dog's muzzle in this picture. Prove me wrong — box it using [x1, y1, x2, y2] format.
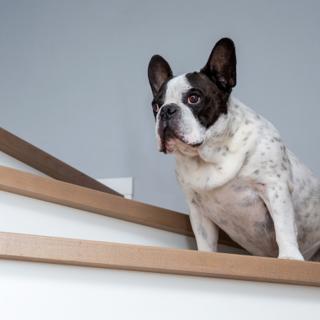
[157, 104, 181, 153]
[159, 104, 179, 121]
[157, 104, 202, 153]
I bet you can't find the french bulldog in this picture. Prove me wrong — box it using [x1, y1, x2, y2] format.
[147, 38, 320, 261]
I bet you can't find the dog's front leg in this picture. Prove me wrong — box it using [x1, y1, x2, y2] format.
[260, 182, 304, 260]
[187, 196, 219, 252]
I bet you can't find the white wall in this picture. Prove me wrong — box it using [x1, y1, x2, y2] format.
[0, 190, 195, 249]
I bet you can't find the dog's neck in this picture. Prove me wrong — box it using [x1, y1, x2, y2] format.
[206, 99, 236, 140]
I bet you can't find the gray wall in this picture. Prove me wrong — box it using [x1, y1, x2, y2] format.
[1, 0, 319, 212]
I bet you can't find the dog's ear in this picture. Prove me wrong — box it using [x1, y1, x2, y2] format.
[148, 55, 173, 96]
[201, 38, 236, 91]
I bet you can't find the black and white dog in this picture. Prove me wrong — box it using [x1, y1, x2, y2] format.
[148, 38, 320, 261]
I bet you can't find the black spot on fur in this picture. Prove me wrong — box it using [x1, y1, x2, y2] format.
[184, 72, 231, 128]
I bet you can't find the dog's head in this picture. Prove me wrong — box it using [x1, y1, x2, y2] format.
[148, 38, 236, 154]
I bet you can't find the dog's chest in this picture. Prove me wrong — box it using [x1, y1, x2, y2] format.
[177, 159, 278, 256]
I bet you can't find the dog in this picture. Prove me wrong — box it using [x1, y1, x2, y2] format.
[147, 38, 320, 261]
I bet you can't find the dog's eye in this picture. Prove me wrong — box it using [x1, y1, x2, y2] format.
[153, 103, 160, 113]
[187, 94, 200, 104]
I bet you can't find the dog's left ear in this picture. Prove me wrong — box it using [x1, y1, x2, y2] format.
[201, 38, 236, 91]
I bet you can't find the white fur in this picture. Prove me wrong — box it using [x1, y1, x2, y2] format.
[164, 92, 320, 261]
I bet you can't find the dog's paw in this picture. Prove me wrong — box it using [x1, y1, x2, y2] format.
[278, 252, 304, 261]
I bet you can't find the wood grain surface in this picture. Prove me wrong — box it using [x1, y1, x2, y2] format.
[0, 231, 319, 287]
[0, 127, 122, 196]
[0, 165, 240, 248]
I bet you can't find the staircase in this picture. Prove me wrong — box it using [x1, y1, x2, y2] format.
[0, 127, 319, 320]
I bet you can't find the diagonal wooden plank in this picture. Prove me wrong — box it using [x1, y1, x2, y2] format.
[0, 166, 240, 248]
[0, 127, 122, 196]
[0, 231, 319, 287]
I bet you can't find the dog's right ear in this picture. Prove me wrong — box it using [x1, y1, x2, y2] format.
[148, 55, 173, 96]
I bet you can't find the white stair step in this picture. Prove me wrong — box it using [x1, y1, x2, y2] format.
[1, 132, 319, 320]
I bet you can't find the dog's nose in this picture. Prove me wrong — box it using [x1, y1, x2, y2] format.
[160, 104, 178, 120]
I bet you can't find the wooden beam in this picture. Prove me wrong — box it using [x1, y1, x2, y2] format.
[0, 166, 240, 248]
[0, 127, 122, 196]
[0, 231, 319, 287]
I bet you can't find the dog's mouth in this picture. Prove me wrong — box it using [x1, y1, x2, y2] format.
[158, 126, 202, 154]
